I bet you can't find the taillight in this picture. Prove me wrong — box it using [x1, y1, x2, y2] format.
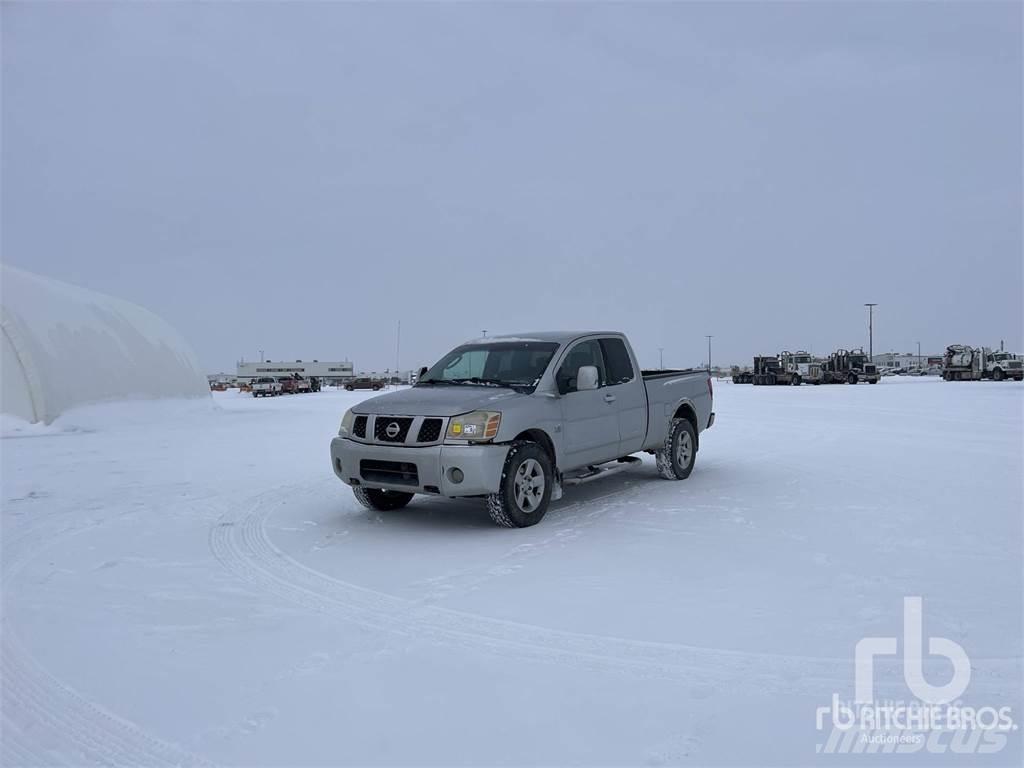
[707, 376, 713, 398]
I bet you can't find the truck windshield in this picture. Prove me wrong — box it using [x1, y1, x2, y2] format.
[419, 342, 559, 390]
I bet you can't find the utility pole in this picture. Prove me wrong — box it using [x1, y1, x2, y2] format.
[395, 320, 401, 389]
[864, 304, 878, 360]
[658, 347, 664, 368]
[706, 335, 713, 373]
[916, 341, 921, 370]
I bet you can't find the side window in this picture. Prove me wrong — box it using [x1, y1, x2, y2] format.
[556, 340, 606, 394]
[599, 338, 635, 386]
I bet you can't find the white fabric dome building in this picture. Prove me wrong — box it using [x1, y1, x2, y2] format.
[1, 265, 210, 424]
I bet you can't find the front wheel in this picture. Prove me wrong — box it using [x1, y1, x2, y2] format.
[486, 442, 553, 528]
[993, 368, 1005, 381]
[656, 418, 697, 480]
[847, 373, 858, 385]
[791, 375, 801, 386]
[353, 486, 414, 511]
[345, 385, 354, 391]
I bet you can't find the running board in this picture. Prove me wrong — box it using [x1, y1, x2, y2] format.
[562, 456, 642, 487]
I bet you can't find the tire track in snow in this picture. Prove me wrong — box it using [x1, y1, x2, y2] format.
[2, 506, 217, 768]
[210, 488, 854, 695]
[211, 482, 1021, 699]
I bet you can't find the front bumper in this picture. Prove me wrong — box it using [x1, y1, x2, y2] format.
[330, 436, 509, 497]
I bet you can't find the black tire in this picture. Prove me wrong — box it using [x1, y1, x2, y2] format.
[847, 373, 858, 385]
[869, 378, 878, 384]
[353, 486, 414, 511]
[656, 417, 697, 480]
[791, 375, 801, 386]
[345, 385, 354, 391]
[767, 374, 777, 385]
[372, 385, 381, 391]
[486, 441, 553, 528]
[993, 368, 1005, 381]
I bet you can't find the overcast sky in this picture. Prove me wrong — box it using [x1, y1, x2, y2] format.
[3, 1, 1021, 372]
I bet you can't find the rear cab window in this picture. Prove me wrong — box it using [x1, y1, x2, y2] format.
[599, 337, 635, 386]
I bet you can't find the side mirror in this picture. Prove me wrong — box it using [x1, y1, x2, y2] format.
[577, 365, 599, 391]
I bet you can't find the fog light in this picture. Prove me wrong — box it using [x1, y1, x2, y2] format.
[448, 467, 464, 484]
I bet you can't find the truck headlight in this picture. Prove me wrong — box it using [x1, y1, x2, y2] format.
[446, 411, 501, 441]
[339, 408, 355, 435]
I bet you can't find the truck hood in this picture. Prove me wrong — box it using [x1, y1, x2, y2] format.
[351, 385, 528, 417]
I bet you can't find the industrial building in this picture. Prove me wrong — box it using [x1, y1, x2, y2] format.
[237, 360, 354, 383]
[870, 352, 934, 370]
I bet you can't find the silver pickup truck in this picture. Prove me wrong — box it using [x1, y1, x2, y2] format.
[330, 331, 714, 527]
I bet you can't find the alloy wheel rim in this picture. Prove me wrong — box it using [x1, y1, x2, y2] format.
[514, 458, 545, 512]
[676, 431, 693, 468]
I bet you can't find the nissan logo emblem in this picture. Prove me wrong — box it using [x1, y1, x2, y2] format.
[385, 421, 401, 439]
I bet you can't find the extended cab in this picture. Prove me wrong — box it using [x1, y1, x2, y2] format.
[330, 331, 714, 527]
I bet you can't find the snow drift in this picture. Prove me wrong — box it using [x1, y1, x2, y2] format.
[1, 265, 209, 423]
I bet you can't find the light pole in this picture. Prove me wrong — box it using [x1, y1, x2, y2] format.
[916, 341, 921, 371]
[658, 347, 664, 368]
[481, 330, 487, 338]
[864, 304, 877, 360]
[706, 335, 713, 373]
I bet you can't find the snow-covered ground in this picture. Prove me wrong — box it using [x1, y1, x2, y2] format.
[2, 378, 1021, 766]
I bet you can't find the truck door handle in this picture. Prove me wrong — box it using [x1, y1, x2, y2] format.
[603, 394, 616, 403]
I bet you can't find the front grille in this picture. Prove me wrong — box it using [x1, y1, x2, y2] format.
[1009, 361, 1022, 369]
[417, 418, 443, 442]
[353, 415, 367, 438]
[864, 365, 877, 374]
[373, 416, 413, 443]
[360, 459, 419, 486]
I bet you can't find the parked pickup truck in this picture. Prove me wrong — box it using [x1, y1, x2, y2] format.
[251, 377, 282, 397]
[330, 331, 714, 527]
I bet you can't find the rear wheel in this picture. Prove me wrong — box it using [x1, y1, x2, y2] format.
[656, 417, 697, 480]
[345, 385, 354, 391]
[487, 442, 552, 528]
[353, 487, 414, 511]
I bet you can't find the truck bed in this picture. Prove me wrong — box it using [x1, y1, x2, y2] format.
[640, 368, 708, 379]
[638, 368, 713, 452]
